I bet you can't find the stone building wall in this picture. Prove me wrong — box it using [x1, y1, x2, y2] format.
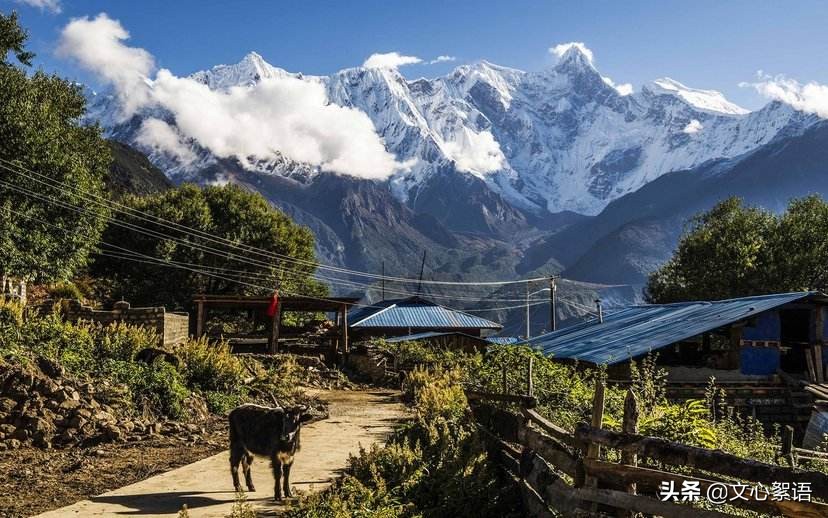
[62, 300, 189, 348]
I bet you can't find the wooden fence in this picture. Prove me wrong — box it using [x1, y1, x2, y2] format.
[467, 361, 828, 517]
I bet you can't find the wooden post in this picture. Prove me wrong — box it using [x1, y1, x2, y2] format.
[268, 303, 281, 354]
[342, 303, 349, 357]
[587, 382, 606, 461]
[526, 357, 534, 397]
[581, 381, 606, 513]
[782, 425, 797, 468]
[815, 345, 825, 384]
[502, 364, 508, 394]
[621, 389, 640, 504]
[195, 299, 205, 337]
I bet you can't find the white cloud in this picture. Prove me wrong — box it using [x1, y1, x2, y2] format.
[683, 119, 703, 134]
[15, 0, 61, 13]
[58, 14, 409, 180]
[442, 129, 505, 174]
[741, 73, 828, 119]
[549, 42, 594, 65]
[57, 14, 155, 116]
[363, 52, 422, 69]
[601, 76, 633, 96]
[428, 55, 456, 64]
[135, 118, 197, 164]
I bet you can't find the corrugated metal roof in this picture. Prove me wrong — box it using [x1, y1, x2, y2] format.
[486, 336, 522, 345]
[383, 331, 486, 343]
[523, 292, 820, 365]
[350, 296, 502, 330]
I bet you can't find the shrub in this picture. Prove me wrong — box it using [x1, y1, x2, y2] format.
[177, 337, 245, 393]
[204, 390, 246, 414]
[103, 359, 189, 419]
[46, 281, 83, 301]
[93, 322, 160, 362]
[0, 297, 23, 327]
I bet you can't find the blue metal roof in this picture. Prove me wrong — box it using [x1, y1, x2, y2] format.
[383, 331, 487, 343]
[486, 336, 522, 345]
[523, 292, 820, 365]
[349, 296, 502, 330]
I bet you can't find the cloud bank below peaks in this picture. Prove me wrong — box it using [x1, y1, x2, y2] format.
[58, 13, 411, 180]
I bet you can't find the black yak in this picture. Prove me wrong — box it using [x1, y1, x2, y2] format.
[228, 403, 312, 500]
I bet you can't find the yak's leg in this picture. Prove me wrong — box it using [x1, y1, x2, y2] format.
[242, 453, 255, 492]
[271, 455, 283, 501]
[229, 447, 244, 492]
[282, 461, 293, 498]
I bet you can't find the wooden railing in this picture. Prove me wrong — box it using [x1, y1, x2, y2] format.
[467, 383, 828, 517]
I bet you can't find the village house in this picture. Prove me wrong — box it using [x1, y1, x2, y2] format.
[347, 296, 502, 340]
[524, 292, 828, 434]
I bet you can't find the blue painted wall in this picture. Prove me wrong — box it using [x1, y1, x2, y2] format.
[742, 311, 781, 341]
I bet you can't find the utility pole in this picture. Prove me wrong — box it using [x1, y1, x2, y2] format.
[550, 276, 558, 332]
[595, 298, 603, 324]
[417, 250, 426, 295]
[381, 261, 385, 301]
[526, 281, 531, 339]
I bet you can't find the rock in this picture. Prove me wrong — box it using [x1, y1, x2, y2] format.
[0, 398, 17, 414]
[58, 399, 81, 411]
[75, 408, 93, 419]
[36, 357, 64, 379]
[94, 411, 115, 423]
[68, 416, 87, 430]
[121, 421, 135, 433]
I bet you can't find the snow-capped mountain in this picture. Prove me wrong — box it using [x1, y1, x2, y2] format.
[88, 46, 816, 217]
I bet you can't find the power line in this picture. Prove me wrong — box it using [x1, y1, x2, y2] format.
[0, 158, 555, 287]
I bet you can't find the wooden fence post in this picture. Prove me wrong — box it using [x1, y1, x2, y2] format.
[502, 364, 508, 394]
[587, 382, 606, 460]
[526, 357, 534, 397]
[782, 425, 797, 468]
[621, 388, 640, 517]
[581, 382, 606, 512]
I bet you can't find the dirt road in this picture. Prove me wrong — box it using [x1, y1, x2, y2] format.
[35, 390, 405, 517]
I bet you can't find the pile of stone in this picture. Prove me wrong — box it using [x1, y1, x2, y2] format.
[0, 357, 206, 451]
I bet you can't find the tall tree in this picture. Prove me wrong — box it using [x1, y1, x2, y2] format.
[0, 11, 111, 283]
[646, 197, 778, 303]
[92, 184, 326, 309]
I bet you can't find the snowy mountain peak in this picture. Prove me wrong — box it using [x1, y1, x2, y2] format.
[555, 44, 596, 70]
[90, 50, 814, 217]
[646, 77, 750, 115]
[190, 51, 297, 90]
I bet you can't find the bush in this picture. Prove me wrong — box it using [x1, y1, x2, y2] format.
[103, 359, 189, 419]
[0, 297, 23, 327]
[93, 322, 160, 362]
[204, 390, 245, 415]
[46, 281, 83, 301]
[177, 337, 245, 393]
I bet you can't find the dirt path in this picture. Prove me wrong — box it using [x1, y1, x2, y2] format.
[35, 390, 405, 518]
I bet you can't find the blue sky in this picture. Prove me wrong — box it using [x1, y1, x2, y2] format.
[6, 0, 826, 110]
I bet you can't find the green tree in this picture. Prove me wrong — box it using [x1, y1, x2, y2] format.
[646, 197, 778, 303]
[772, 195, 828, 291]
[92, 184, 326, 308]
[0, 12, 111, 283]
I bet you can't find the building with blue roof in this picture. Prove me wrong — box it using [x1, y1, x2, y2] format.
[524, 292, 828, 384]
[349, 296, 502, 339]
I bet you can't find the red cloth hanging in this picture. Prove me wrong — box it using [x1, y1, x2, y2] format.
[266, 291, 279, 317]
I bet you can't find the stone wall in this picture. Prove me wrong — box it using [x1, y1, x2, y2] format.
[62, 300, 189, 348]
